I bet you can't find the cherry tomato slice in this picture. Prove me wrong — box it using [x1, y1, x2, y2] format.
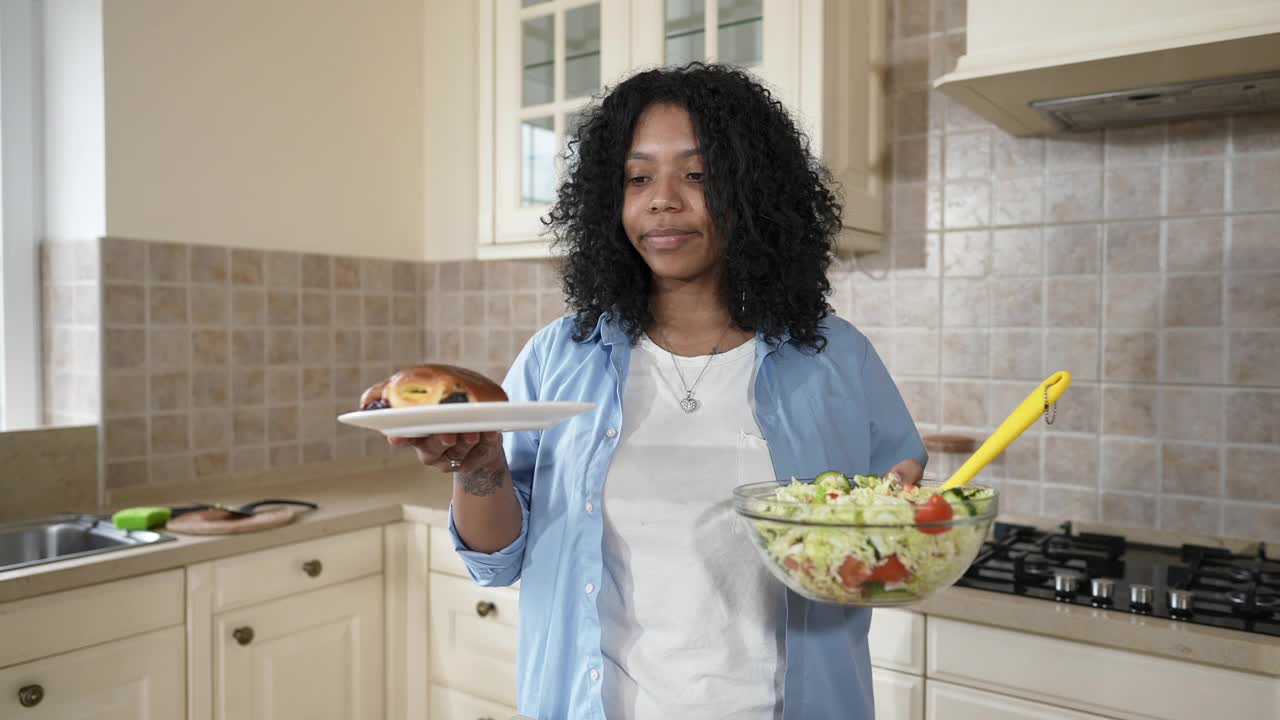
[838, 556, 871, 589]
[868, 555, 911, 584]
[914, 494, 954, 534]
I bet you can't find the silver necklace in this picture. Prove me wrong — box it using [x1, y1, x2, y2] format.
[656, 322, 733, 413]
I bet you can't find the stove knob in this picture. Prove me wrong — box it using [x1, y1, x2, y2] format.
[1053, 571, 1080, 601]
[1090, 577, 1116, 606]
[1129, 583, 1154, 613]
[1168, 589, 1194, 618]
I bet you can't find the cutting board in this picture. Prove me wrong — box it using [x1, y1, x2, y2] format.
[166, 506, 302, 535]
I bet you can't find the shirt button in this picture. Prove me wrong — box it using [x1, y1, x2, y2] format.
[585, 501, 594, 513]
[589, 668, 600, 682]
[605, 427, 617, 438]
[585, 582, 595, 594]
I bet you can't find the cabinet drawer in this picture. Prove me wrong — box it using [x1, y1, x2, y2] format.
[210, 527, 382, 612]
[0, 625, 184, 717]
[214, 575, 383, 720]
[928, 617, 1279, 720]
[0, 568, 183, 667]
[869, 608, 925, 674]
[430, 684, 517, 720]
[430, 525, 471, 579]
[925, 679, 1111, 720]
[429, 572, 519, 707]
[873, 667, 924, 720]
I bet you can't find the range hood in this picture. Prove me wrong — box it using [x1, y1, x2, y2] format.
[934, 0, 1280, 136]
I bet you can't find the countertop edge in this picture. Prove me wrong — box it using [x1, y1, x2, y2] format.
[909, 586, 1280, 677]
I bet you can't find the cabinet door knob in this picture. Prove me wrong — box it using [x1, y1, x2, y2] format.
[233, 626, 255, 645]
[302, 559, 323, 577]
[17, 684, 43, 708]
[475, 600, 496, 618]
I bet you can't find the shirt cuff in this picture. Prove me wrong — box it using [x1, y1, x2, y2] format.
[446, 498, 528, 584]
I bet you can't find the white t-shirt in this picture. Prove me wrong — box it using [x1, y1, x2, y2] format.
[598, 334, 786, 720]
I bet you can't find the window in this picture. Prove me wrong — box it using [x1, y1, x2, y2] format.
[0, 0, 45, 430]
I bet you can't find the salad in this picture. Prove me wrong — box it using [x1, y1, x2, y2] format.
[740, 472, 995, 605]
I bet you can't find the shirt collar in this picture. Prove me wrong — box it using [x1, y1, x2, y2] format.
[588, 308, 794, 352]
[586, 311, 629, 347]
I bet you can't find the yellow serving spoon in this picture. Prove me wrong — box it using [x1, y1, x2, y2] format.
[939, 371, 1072, 490]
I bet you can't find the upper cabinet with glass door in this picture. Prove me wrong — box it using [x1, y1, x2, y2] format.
[475, 0, 886, 259]
[477, 0, 630, 258]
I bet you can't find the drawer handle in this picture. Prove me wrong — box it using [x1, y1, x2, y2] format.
[475, 600, 496, 618]
[17, 684, 43, 708]
[233, 626, 255, 645]
[302, 559, 323, 577]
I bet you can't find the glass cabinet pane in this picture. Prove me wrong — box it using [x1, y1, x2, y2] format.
[565, 4, 601, 100]
[564, 110, 588, 175]
[665, 0, 705, 66]
[521, 116, 556, 207]
[522, 0, 550, 6]
[522, 15, 554, 107]
[718, 0, 762, 67]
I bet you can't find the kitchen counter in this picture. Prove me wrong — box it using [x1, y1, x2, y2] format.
[0, 465, 453, 605]
[2, 465, 1277, 678]
[911, 585, 1279, 677]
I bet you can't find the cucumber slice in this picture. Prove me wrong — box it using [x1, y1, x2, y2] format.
[814, 470, 850, 491]
[864, 582, 916, 600]
[942, 488, 977, 517]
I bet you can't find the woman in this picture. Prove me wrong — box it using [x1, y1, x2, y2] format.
[392, 63, 926, 719]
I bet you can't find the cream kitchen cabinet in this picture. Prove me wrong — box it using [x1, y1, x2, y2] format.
[0, 626, 186, 719]
[186, 527, 386, 720]
[925, 680, 1112, 720]
[428, 559, 521, 709]
[0, 569, 186, 718]
[431, 684, 518, 720]
[927, 617, 1278, 720]
[427, 525, 521, 719]
[466, 0, 886, 261]
[214, 576, 383, 720]
[874, 667, 926, 720]
[869, 609, 926, 720]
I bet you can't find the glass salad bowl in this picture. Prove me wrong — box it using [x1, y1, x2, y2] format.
[732, 474, 997, 607]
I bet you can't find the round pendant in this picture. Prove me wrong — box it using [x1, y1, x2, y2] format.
[679, 396, 700, 413]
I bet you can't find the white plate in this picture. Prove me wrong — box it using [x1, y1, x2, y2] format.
[337, 401, 596, 437]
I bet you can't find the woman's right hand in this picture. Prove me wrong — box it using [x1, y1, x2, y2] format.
[388, 431, 505, 475]
[394, 431, 521, 551]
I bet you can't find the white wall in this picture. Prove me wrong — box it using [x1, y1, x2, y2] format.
[422, 0, 479, 262]
[103, 0, 425, 260]
[44, 0, 106, 243]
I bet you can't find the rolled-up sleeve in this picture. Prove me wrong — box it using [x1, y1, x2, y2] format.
[861, 339, 928, 476]
[448, 333, 542, 587]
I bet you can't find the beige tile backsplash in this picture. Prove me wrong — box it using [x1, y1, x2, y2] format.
[80, 234, 568, 498]
[41, 241, 101, 426]
[837, 0, 1280, 541]
[95, 238, 429, 492]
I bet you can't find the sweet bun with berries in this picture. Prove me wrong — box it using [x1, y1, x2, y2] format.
[360, 364, 507, 410]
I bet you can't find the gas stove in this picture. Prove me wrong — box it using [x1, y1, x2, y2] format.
[957, 521, 1280, 638]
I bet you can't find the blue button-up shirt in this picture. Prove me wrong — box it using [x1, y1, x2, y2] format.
[449, 311, 927, 719]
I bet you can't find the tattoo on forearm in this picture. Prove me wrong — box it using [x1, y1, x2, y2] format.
[459, 466, 505, 497]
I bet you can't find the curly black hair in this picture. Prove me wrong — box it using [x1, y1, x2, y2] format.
[545, 62, 843, 351]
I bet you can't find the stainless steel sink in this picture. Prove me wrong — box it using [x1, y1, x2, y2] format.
[0, 514, 176, 573]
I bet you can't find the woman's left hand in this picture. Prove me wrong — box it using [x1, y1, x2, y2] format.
[888, 458, 924, 485]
